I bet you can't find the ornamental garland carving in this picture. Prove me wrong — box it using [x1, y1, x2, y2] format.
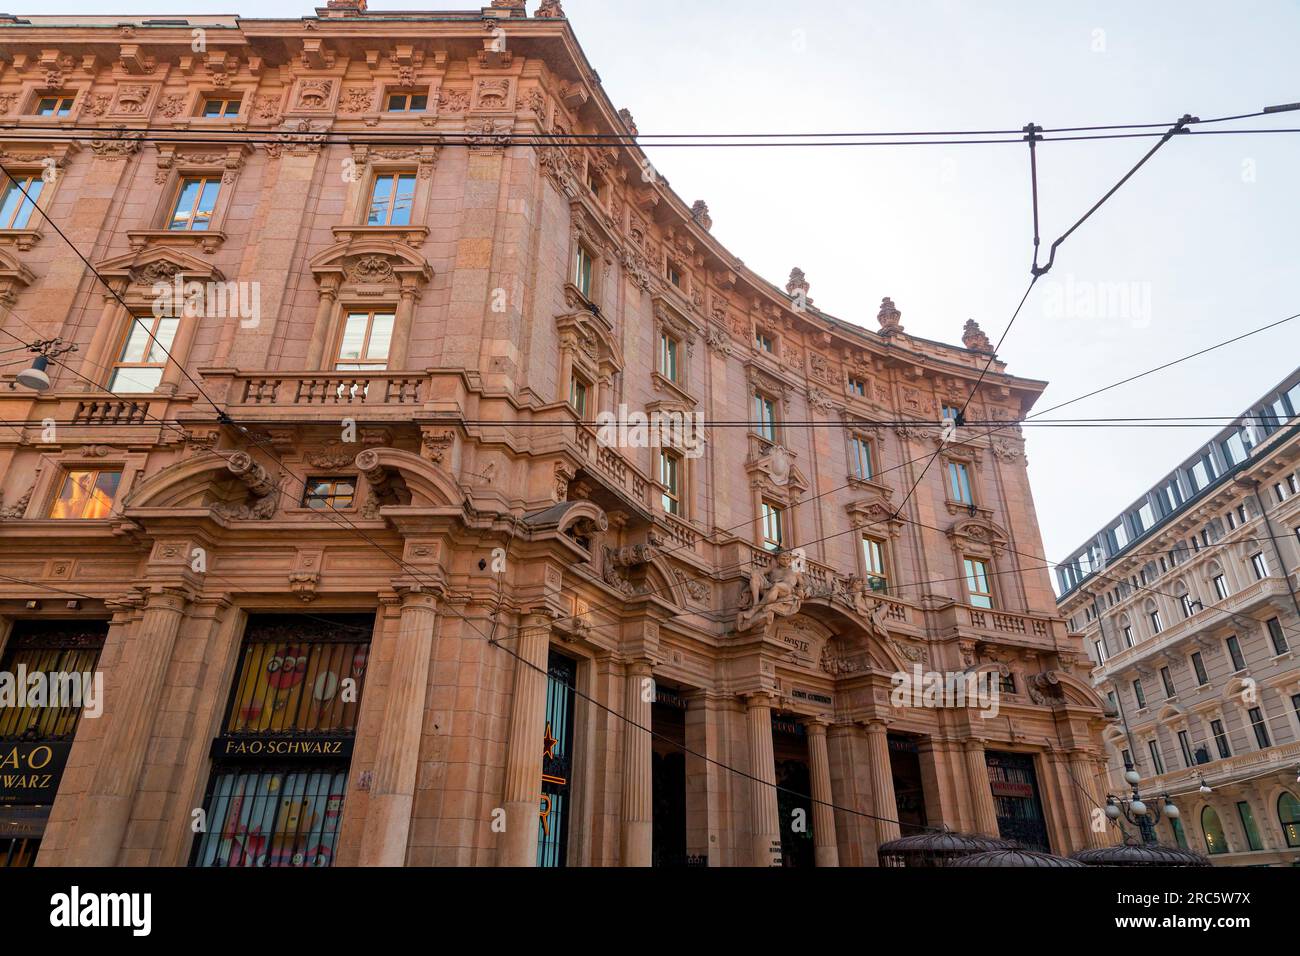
[473, 78, 511, 111]
[466, 118, 512, 149]
[345, 255, 397, 285]
[89, 128, 144, 158]
[157, 93, 187, 117]
[340, 87, 374, 114]
[437, 88, 469, 113]
[264, 120, 330, 158]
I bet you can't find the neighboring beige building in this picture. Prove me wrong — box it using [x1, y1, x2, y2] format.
[0, 1, 1107, 868]
[1058, 368, 1300, 866]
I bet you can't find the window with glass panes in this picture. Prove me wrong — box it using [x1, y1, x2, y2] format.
[1191, 651, 1208, 686]
[1210, 719, 1231, 758]
[849, 435, 873, 479]
[574, 244, 594, 298]
[1247, 707, 1271, 749]
[168, 176, 221, 230]
[366, 172, 416, 226]
[34, 94, 76, 116]
[0, 173, 44, 229]
[1250, 552, 1268, 580]
[1280, 792, 1300, 848]
[1132, 678, 1146, 710]
[385, 91, 427, 112]
[1178, 730, 1194, 767]
[108, 314, 179, 392]
[753, 392, 777, 441]
[1147, 739, 1164, 776]
[201, 95, 241, 117]
[335, 311, 393, 370]
[862, 536, 888, 592]
[963, 557, 992, 608]
[948, 461, 973, 504]
[659, 449, 681, 516]
[1266, 617, 1288, 655]
[48, 468, 122, 520]
[761, 500, 784, 551]
[754, 330, 775, 353]
[302, 477, 357, 511]
[1212, 573, 1229, 600]
[568, 374, 588, 417]
[1161, 666, 1176, 699]
[658, 331, 679, 382]
[1225, 635, 1245, 671]
[1237, 801, 1263, 851]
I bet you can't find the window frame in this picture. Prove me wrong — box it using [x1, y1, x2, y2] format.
[947, 460, 974, 505]
[862, 534, 889, 594]
[849, 434, 874, 480]
[32, 92, 77, 117]
[333, 309, 395, 372]
[963, 556, 993, 609]
[752, 390, 778, 442]
[384, 90, 429, 113]
[760, 499, 785, 552]
[47, 467, 123, 520]
[199, 94, 243, 118]
[300, 476, 359, 512]
[0, 171, 46, 230]
[365, 170, 418, 227]
[659, 448, 683, 517]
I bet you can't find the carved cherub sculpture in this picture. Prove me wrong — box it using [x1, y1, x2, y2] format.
[847, 576, 890, 640]
[736, 550, 806, 633]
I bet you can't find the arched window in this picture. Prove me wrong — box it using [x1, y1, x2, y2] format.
[1143, 599, 1163, 635]
[1200, 805, 1230, 855]
[1279, 791, 1300, 848]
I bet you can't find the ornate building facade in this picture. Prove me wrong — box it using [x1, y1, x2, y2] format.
[1058, 369, 1300, 866]
[0, 1, 1107, 867]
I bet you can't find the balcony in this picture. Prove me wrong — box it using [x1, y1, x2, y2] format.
[199, 368, 426, 420]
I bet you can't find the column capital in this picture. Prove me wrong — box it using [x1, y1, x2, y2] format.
[801, 716, 832, 735]
[741, 690, 778, 710]
[962, 736, 989, 753]
[391, 581, 445, 608]
[624, 658, 654, 678]
[861, 716, 891, 733]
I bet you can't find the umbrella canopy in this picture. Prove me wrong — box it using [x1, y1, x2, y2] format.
[948, 848, 1086, 867]
[877, 830, 1013, 868]
[1070, 843, 1212, 867]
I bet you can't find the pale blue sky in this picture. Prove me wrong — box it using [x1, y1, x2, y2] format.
[24, 0, 1300, 566]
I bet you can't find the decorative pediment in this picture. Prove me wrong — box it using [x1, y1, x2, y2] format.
[846, 496, 904, 539]
[945, 515, 1010, 557]
[309, 239, 432, 291]
[744, 361, 796, 407]
[746, 444, 808, 496]
[555, 309, 623, 375]
[153, 141, 251, 185]
[97, 247, 226, 290]
[0, 247, 37, 305]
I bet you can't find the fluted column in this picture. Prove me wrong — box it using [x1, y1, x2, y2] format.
[79, 290, 126, 388]
[1070, 749, 1108, 849]
[744, 692, 782, 866]
[358, 586, 439, 866]
[499, 610, 553, 866]
[964, 738, 1001, 837]
[865, 719, 900, 845]
[386, 286, 419, 371]
[804, 718, 839, 867]
[304, 284, 339, 369]
[68, 587, 188, 865]
[620, 660, 654, 866]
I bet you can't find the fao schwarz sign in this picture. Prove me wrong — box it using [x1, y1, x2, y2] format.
[210, 736, 355, 762]
[0, 741, 73, 802]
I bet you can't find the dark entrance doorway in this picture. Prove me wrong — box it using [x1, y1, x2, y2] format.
[772, 713, 814, 868]
[537, 650, 577, 867]
[888, 734, 929, 836]
[985, 750, 1050, 852]
[651, 686, 688, 866]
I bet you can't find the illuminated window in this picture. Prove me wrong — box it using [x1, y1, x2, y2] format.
[862, 536, 888, 593]
[1237, 801, 1263, 851]
[963, 557, 992, 609]
[761, 500, 784, 551]
[1279, 792, 1300, 848]
[1200, 806, 1229, 855]
[367, 172, 416, 226]
[659, 449, 682, 516]
[49, 468, 122, 520]
[948, 461, 973, 504]
[107, 314, 179, 393]
[574, 244, 594, 298]
[850, 436, 873, 480]
[753, 392, 777, 441]
[385, 92, 427, 112]
[569, 374, 588, 418]
[658, 332, 679, 383]
[168, 176, 221, 231]
[0, 174, 44, 229]
[302, 477, 356, 511]
[34, 94, 76, 116]
[200, 95, 241, 117]
[335, 311, 393, 371]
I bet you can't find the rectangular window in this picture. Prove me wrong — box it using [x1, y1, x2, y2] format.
[1147, 739, 1165, 776]
[848, 378, 867, 397]
[302, 477, 356, 511]
[963, 557, 992, 609]
[366, 172, 416, 226]
[1212, 574, 1229, 600]
[107, 313, 180, 392]
[1237, 801, 1263, 851]
[753, 392, 777, 441]
[1248, 707, 1271, 749]
[168, 176, 221, 230]
[1132, 678, 1146, 710]
[1122, 625, 1134, 648]
[191, 613, 373, 869]
[1250, 552, 1268, 580]
[1226, 635, 1246, 672]
[0, 620, 107, 741]
[1181, 594, 1196, 618]
[755, 330, 775, 354]
[35, 94, 75, 116]
[201, 95, 241, 117]
[385, 91, 427, 112]
[760, 500, 784, 551]
[862, 536, 888, 593]
[48, 468, 122, 520]
[1210, 719, 1231, 759]
[658, 332, 679, 383]
[659, 449, 681, 516]
[1093, 640, 1106, 664]
[0, 173, 44, 229]
[1191, 651, 1208, 686]
[1160, 666, 1176, 699]
[574, 244, 594, 298]
[998, 672, 1015, 695]
[1170, 817, 1189, 850]
[335, 311, 394, 371]
[1178, 730, 1195, 768]
[568, 374, 588, 418]
[850, 436, 874, 480]
[1148, 609, 1163, 634]
[666, 262, 682, 288]
[1266, 617, 1289, 655]
[948, 461, 974, 504]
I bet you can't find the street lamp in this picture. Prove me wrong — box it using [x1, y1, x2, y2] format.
[12, 338, 75, 392]
[1198, 778, 1213, 795]
[1105, 759, 1179, 845]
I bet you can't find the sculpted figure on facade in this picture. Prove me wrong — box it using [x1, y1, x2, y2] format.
[736, 550, 806, 633]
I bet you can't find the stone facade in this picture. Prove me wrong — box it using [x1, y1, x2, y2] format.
[1058, 369, 1300, 866]
[0, 2, 1107, 867]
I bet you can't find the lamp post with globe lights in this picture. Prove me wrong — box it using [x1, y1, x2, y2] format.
[1104, 759, 1181, 845]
